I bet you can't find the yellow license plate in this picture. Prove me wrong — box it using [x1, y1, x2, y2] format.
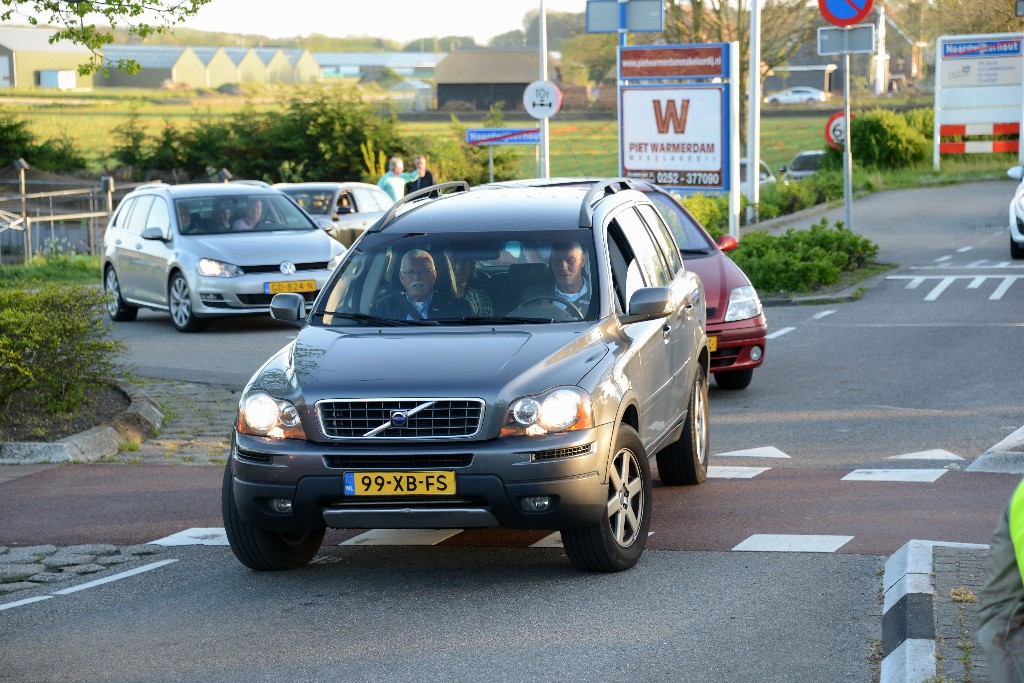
[708, 336, 718, 352]
[343, 471, 455, 496]
[265, 280, 316, 294]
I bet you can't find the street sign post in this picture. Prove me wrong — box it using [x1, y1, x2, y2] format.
[465, 128, 542, 183]
[818, 24, 875, 56]
[818, 0, 873, 27]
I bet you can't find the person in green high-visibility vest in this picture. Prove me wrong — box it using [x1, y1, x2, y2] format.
[979, 479, 1024, 682]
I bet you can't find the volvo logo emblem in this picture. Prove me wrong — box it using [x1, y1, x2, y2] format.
[279, 261, 296, 275]
[390, 411, 408, 427]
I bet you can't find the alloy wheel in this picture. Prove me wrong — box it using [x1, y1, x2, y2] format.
[606, 446, 644, 547]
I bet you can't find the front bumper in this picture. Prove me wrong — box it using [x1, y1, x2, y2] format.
[229, 425, 615, 533]
[189, 270, 331, 315]
[707, 313, 768, 374]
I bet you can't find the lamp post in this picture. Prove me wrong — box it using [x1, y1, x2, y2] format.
[14, 157, 30, 263]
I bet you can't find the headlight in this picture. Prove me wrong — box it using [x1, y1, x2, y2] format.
[197, 258, 243, 278]
[724, 285, 762, 322]
[500, 387, 594, 437]
[236, 390, 306, 439]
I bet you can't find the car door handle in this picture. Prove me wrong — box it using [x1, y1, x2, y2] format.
[662, 324, 671, 339]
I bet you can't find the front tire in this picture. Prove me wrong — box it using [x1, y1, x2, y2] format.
[104, 267, 138, 322]
[168, 272, 206, 332]
[222, 463, 324, 571]
[562, 425, 652, 572]
[656, 365, 710, 485]
[1012, 235, 1024, 259]
[715, 368, 753, 391]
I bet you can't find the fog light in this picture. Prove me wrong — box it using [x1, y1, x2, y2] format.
[750, 345, 763, 362]
[269, 498, 293, 514]
[521, 496, 552, 512]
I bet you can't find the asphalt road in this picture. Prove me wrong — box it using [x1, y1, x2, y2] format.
[2, 180, 1022, 682]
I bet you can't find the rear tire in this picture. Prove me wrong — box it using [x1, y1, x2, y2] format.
[222, 463, 324, 571]
[715, 368, 753, 391]
[562, 425, 652, 572]
[104, 267, 138, 322]
[656, 365, 709, 485]
[168, 272, 207, 332]
[1012, 235, 1024, 259]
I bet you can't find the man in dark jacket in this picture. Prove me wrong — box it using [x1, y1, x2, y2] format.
[404, 155, 435, 196]
[372, 249, 471, 320]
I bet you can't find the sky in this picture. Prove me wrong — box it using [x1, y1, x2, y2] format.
[178, 0, 588, 46]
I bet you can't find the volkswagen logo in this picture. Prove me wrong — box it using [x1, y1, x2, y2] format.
[279, 261, 296, 276]
[390, 411, 408, 427]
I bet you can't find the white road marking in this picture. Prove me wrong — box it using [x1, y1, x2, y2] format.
[956, 247, 973, 253]
[531, 533, 563, 548]
[905, 277, 925, 289]
[340, 529, 461, 546]
[732, 534, 853, 553]
[841, 469, 947, 483]
[990, 276, 1019, 300]
[887, 449, 963, 461]
[924, 277, 956, 301]
[715, 446, 791, 459]
[934, 255, 952, 263]
[0, 595, 53, 611]
[812, 310, 836, 319]
[766, 327, 795, 340]
[53, 560, 178, 595]
[967, 277, 986, 289]
[150, 527, 228, 546]
[707, 466, 771, 479]
[966, 259, 989, 267]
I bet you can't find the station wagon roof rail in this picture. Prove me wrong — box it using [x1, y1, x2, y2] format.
[373, 181, 470, 233]
[578, 177, 639, 228]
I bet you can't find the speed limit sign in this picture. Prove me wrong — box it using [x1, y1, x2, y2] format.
[825, 111, 851, 150]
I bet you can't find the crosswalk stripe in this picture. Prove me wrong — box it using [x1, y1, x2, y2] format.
[530, 533, 563, 548]
[732, 534, 853, 553]
[715, 446, 790, 458]
[341, 529, 461, 546]
[842, 469, 947, 483]
[150, 527, 228, 546]
[887, 449, 963, 461]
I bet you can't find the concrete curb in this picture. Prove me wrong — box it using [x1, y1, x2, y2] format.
[880, 540, 990, 683]
[965, 425, 1024, 474]
[0, 385, 164, 465]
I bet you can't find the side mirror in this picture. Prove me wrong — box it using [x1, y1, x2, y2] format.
[716, 234, 738, 253]
[270, 293, 306, 328]
[623, 286, 671, 323]
[141, 227, 167, 241]
[1009, 166, 1024, 181]
[335, 206, 353, 216]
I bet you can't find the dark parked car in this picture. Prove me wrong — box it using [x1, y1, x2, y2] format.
[485, 178, 767, 390]
[102, 183, 345, 332]
[223, 179, 711, 573]
[780, 150, 827, 183]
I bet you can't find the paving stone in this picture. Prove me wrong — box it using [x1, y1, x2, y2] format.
[96, 555, 135, 566]
[64, 544, 118, 556]
[28, 572, 75, 584]
[63, 563, 105, 575]
[0, 581, 39, 593]
[1, 545, 57, 558]
[121, 544, 163, 556]
[42, 554, 96, 569]
[0, 564, 46, 580]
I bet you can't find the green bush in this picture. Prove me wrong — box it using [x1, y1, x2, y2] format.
[903, 107, 935, 142]
[0, 284, 126, 412]
[681, 193, 729, 239]
[0, 108, 87, 172]
[729, 218, 878, 293]
[848, 108, 929, 169]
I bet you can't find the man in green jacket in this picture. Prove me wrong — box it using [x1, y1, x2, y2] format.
[376, 156, 419, 203]
[978, 478, 1024, 682]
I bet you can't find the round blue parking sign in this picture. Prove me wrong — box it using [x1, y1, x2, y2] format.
[818, 0, 873, 27]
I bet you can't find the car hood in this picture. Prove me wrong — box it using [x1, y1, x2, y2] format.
[685, 252, 753, 323]
[185, 229, 335, 266]
[250, 325, 609, 407]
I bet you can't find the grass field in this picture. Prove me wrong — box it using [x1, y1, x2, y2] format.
[4, 91, 830, 179]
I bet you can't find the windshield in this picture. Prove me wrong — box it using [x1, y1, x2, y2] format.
[281, 190, 334, 216]
[315, 229, 600, 326]
[174, 194, 316, 235]
[791, 153, 823, 172]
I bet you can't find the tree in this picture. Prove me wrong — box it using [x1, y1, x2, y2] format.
[559, 33, 618, 85]
[523, 10, 585, 49]
[658, 0, 821, 137]
[927, 0, 1024, 35]
[0, 0, 213, 75]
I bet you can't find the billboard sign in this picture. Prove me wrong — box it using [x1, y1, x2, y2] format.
[619, 44, 727, 80]
[619, 85, 727, 190]
[939, 37, 1023, 87]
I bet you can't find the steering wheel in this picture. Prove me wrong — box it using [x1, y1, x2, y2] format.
[517, 295, 585, 320]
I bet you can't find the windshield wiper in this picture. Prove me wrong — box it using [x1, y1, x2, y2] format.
[452, 315, 555, 325]
[312, 311, 405, 326]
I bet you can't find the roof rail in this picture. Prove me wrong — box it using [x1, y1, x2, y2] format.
[373, 181, 470, 233]
[135, 182, 167, 191]
[578, 177, 638, 228]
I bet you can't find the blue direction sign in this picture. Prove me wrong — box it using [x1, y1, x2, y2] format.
[818, 0, 873, 27]
[465, 128, 541, 146]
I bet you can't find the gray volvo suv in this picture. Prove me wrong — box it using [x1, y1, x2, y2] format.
[223, 179, 711, 573]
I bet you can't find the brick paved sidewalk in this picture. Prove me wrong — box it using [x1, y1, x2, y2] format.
[100, 379, 240, 466]
[932, 545, 992, 683]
